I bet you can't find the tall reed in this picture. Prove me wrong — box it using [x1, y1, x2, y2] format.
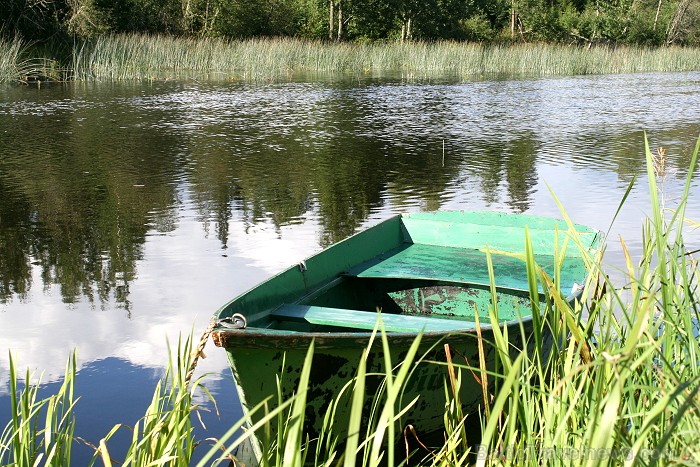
[0, 37, 67, 83]
[71, 35, 700, 81]
[466, 136, 700, 466]
[0, 352, 77, 466]
[0, 38, 26, 83]
[7, 34, 700, 82]
[95, 333, 212, 466]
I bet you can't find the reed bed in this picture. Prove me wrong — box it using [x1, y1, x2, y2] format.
[5, 34, 700, 82]
[67, 35, 700, 81]
[0, 38, 65, 83]
[2, 138, 699, 465]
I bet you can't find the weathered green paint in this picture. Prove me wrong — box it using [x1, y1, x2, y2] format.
[350, 243, 586, 293]
[211, 211, 602, 449]
[219, 321, 528, 447]
[387, 284, 531, 321]
[272, 304, 479, 332]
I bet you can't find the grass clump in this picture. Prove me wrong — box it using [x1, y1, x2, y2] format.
[1, 335, 212, 467]
[0, 37, 65, 83]
[0, 38, 24, 83]
[468, 136, 700, 466]
[5, 34, 700, 82]
[0, 353, 77, 466]
[95, 334, 213, 466]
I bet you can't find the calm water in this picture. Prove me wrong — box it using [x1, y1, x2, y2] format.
[1, 72, 699, 463]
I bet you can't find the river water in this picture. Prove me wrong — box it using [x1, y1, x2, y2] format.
[1, 71, 699, 463]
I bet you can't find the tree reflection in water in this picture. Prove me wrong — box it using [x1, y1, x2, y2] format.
[1, 76, 699, 308]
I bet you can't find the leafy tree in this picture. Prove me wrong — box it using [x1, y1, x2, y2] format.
[91, 0, 184, 34]
[512, 0, 576, 42]
[0, 0, 70, 41]
[211, 0, 307, 37]
[458, 13, 496, 41]
[343, 0, 398, 40]
[407, 0, 472, 40]
[666, 0, 700, 45]
[4, 0, 700, 54]
[295, 0, 328, 38]
[624, 0, 667, 45]
[63, 0, 111, 37]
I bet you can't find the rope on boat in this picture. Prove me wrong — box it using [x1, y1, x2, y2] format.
[185, 313, 248, 385]
[186, 319, 217, 385]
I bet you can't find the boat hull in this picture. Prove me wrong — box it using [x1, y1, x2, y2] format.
[214, 312, 548, 441]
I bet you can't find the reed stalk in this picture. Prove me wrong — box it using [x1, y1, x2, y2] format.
[0, 37, 69, 83]
[0, 39, 23, 83]
[94, 333, 212, 466]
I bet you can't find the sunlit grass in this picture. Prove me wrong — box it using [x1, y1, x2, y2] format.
[2, 136, 699, 465]
[0, 353, 77, 466]
[5, 34, 700, 82]
[67, 35, 700, 81]
[0, 38, 26, 83]
[95, 334, 213, 466]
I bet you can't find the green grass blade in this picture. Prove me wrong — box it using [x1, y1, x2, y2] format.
[343, 348, 367, 467]
[475, 352, 524, 467]
[282, 340, 315, 467]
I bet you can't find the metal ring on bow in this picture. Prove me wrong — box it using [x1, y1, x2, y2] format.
[219, 313, 248, 329]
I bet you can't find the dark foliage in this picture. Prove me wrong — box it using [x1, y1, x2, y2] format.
[2, 0, 700, 45]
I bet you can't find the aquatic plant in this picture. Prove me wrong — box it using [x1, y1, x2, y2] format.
[6, 34, 700, 82]
[0, 38, 26, 83]
[466, 136, 700, 466]
[0, 353, 77, 466]
[70, 35, 700, 81]
[0, 37, 68, 83]
[95, 333, 211, 466]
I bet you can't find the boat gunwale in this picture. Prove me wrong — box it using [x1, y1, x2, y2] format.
[212, 278, 581, 350]
[211, 285, 580, 350]
[212, 324, 506, 349]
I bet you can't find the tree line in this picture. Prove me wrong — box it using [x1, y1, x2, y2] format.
[2, 0, 700, 47]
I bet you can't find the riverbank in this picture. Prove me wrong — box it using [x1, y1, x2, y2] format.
[2, 137, 699, 465]
[3, 35, 700, 83]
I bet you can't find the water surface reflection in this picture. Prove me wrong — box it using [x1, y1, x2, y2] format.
[1, 72, 699, 463]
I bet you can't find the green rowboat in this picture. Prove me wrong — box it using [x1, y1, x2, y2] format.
[212, 211, 601, 455]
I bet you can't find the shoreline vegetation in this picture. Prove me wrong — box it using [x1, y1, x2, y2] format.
[2, 35, 700, 83]
[2, 137, 699, 466]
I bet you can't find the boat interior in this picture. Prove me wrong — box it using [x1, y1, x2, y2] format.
[255, 242, 549, 333]
[223, 212, 596, 334]
[266, 277, 539, 333]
